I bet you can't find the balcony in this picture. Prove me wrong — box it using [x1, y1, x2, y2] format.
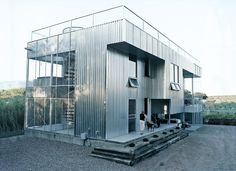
[184, 98, 203, 113]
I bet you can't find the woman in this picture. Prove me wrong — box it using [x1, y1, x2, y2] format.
[140, 111, 147, 134]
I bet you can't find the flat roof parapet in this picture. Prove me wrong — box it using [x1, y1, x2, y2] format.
[31, 5, 200, 65]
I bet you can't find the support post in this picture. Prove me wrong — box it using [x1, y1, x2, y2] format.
[192, 75, 195, 124]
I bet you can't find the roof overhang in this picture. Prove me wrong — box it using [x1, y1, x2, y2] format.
[183, 69, 200, 78]
[107, 41, 164, 63]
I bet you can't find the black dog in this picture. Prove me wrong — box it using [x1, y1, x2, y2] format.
[146, 121, 154, 131]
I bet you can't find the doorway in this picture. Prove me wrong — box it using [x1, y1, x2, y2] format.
[128, 99, 136, 132]
[151, 99, 170, 120]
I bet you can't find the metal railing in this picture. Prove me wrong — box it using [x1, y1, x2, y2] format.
[184, 98, 203, 106]
[31, 5, 200, 65]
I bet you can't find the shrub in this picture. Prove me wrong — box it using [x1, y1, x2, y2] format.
[0, 88, 25, 136]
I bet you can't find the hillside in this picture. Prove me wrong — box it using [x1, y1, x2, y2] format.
[0, 81, 25, 90]
[0, 88, 25, 99]
[207, 95, 236, 103]
[204, 95, 236, 123]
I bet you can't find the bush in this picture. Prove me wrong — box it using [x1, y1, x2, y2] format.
[203, 112, 236, 125]
[0, 88, 25, 136]
[204, 112, 236, 120]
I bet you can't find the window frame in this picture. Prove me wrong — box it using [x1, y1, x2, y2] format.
[129, 55, 137, 78]
[128, 77, 139, 88]
[170, 82, 181, 91]
[170, 63, 179, 83]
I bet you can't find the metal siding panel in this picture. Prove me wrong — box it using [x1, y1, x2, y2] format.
[153, 38, 158, 56]
[126, 21, 133, 45]
[140, 30, 147, 51]
[147, 34, 152, 54]
[75, 20, 123, 139]
[133, 26, 141, 48]
[106, 48, 129, 138]
[157, 40, 162, 58]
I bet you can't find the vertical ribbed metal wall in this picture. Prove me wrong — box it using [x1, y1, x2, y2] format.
[74, 20, 122, 138]
[123, 19, 198, 115]
[106, 48, 129, 138]
[105, 19, 200, 138]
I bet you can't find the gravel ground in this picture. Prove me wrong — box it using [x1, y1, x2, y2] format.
[0, 125, 236, 171]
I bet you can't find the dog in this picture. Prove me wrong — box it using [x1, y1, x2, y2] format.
[146, 121, 154, 131]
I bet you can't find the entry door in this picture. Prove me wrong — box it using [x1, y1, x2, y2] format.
[144, 98, 148, 115]
[128, 99, 136, 132]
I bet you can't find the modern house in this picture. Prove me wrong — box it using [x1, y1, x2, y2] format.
[25, 6, 202, 140]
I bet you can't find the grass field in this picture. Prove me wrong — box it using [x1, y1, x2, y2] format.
[0, 88, 25, 137]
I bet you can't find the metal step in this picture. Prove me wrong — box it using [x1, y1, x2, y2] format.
[90, 128, 189, 166]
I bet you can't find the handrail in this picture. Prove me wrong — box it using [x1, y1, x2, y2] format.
[31, 5, 200, 64]
[32, 5, 123, 32]
[123, 5, 199, 63]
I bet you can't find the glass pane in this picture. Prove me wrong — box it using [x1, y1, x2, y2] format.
[34, 98, 45, 128]
[37, 38, 47, 57]
[28, 59, 36, 87]
[129, 60, 136, 78]
[47, 36, 58, 54]
[26, 98, 35, 127]
[175, 65, 179, 83]
[44, 99, 50, 126]
[170, 63, 174, 82]
[58, 33, 70, 53]
[53, 63, 62, 77]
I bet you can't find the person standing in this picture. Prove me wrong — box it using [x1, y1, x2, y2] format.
[140, 111, 146, 134]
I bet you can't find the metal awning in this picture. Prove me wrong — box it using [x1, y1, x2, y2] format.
[108, 41, 165, 63]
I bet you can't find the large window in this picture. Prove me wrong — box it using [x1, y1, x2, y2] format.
[170, 63, 181, 91]
[174, 65, 179, 83]
[170, 63, 179, 83]
[129, 56, 137, 78]
[170, 63, 174, 83]
[128, 55, 139, 88]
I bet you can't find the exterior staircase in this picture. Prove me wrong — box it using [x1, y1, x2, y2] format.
[91, 127, 188, 166]
[64, 101, 75, 127]
[64, 66, 75, 85]
[63, 65, 75, 128]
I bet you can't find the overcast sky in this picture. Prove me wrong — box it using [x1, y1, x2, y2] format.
[0, 0, 235, 96]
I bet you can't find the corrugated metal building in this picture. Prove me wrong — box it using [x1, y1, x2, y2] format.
[25, 6, 202, 139]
